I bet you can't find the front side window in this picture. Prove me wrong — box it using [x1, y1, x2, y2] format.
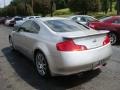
[45, 20, 90, 32]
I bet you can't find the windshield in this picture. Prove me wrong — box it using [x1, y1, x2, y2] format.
[45, 20, 90, 32]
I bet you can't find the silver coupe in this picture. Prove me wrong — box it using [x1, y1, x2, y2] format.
[9, 17, 112, 78]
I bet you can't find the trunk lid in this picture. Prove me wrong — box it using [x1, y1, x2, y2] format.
[57, 30, 109, 49]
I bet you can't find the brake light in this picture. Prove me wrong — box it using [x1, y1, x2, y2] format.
[56, 39, 88, 51]
[103, 35, 110, 45]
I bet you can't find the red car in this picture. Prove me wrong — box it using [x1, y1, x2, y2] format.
[88, 16, 120, 45]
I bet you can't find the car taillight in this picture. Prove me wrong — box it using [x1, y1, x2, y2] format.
[103, 35, 110, 45]
[56, 39, 88, 51]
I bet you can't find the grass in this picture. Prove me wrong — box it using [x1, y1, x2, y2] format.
[53, 8, 73, 17]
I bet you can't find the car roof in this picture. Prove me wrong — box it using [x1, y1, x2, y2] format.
[27, 16, 41, 18]
[35, 17, 67, 22]
[100, 16, 120, 21]
[68, 15, 94, 18]
[105, 16, 120, 18]
[111, 16, 120, 19]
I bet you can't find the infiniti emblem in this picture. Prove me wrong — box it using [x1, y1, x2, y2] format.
[93, 39, 97, 42]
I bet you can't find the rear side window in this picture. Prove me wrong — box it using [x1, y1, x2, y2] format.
[29, 17, 34, 19]
[36, 17, 41, 18]
[72, 17, 77, 21]
[81, 17, 86, 22]
[21, 20, 32, 30]
[100, 17, 112, 22]
[31, 21, 40, 33]
[45, 20, 89, 32]
[112, 19, 120, 24]
[21, 20, 40, 33]
[15, 18, 23, 21]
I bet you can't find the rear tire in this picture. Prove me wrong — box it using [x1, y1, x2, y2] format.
[109, 33, 118, 45]
[35, 51, 51, 78]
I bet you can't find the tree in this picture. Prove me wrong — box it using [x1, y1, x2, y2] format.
[16, 3, 26, 16]
[68, 0, 101, 14]
[116, 0, 120, 15]
[55, 0, 67, 9]
[89, 0, 101, 12]
[109, 0, 113, 12]
[2, 0, 56, 16]
[26, 4, 34, 16]
[33, 0, 56, 16]
[7, 5, 17, 16]
[101, 0, 109, 14]
[0, 8, 2, 16]
[1, 7, 8, 16]
[16, 3, 34, 16]
[68, 0, 89, 14]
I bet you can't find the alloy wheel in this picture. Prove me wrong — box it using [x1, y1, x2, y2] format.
[109, 33, 117, 45]
[35, 52, 48, 76]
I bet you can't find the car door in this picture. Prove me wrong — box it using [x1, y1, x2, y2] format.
[20, 21, 40, 58]
[110, 19, 120, 31]
[12, 20, 33, 55]
[96, 18, 112, 30]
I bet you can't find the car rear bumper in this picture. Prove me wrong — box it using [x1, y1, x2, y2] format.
[52, 43, 112, 76]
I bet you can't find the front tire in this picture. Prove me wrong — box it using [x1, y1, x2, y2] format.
[35, 51, 51, 78]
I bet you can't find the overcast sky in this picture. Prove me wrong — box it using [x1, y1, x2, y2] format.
[0, 0, 12, 8]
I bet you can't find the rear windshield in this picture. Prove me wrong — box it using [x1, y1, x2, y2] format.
[86, 17, 97, 22]
[45, 20, 89, 32]
[100, 16, 112, 22]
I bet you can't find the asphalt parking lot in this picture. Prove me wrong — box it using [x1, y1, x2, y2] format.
[0, 25, 120, 90]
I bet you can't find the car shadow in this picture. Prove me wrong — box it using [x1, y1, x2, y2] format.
[2, 47, 101, 90]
